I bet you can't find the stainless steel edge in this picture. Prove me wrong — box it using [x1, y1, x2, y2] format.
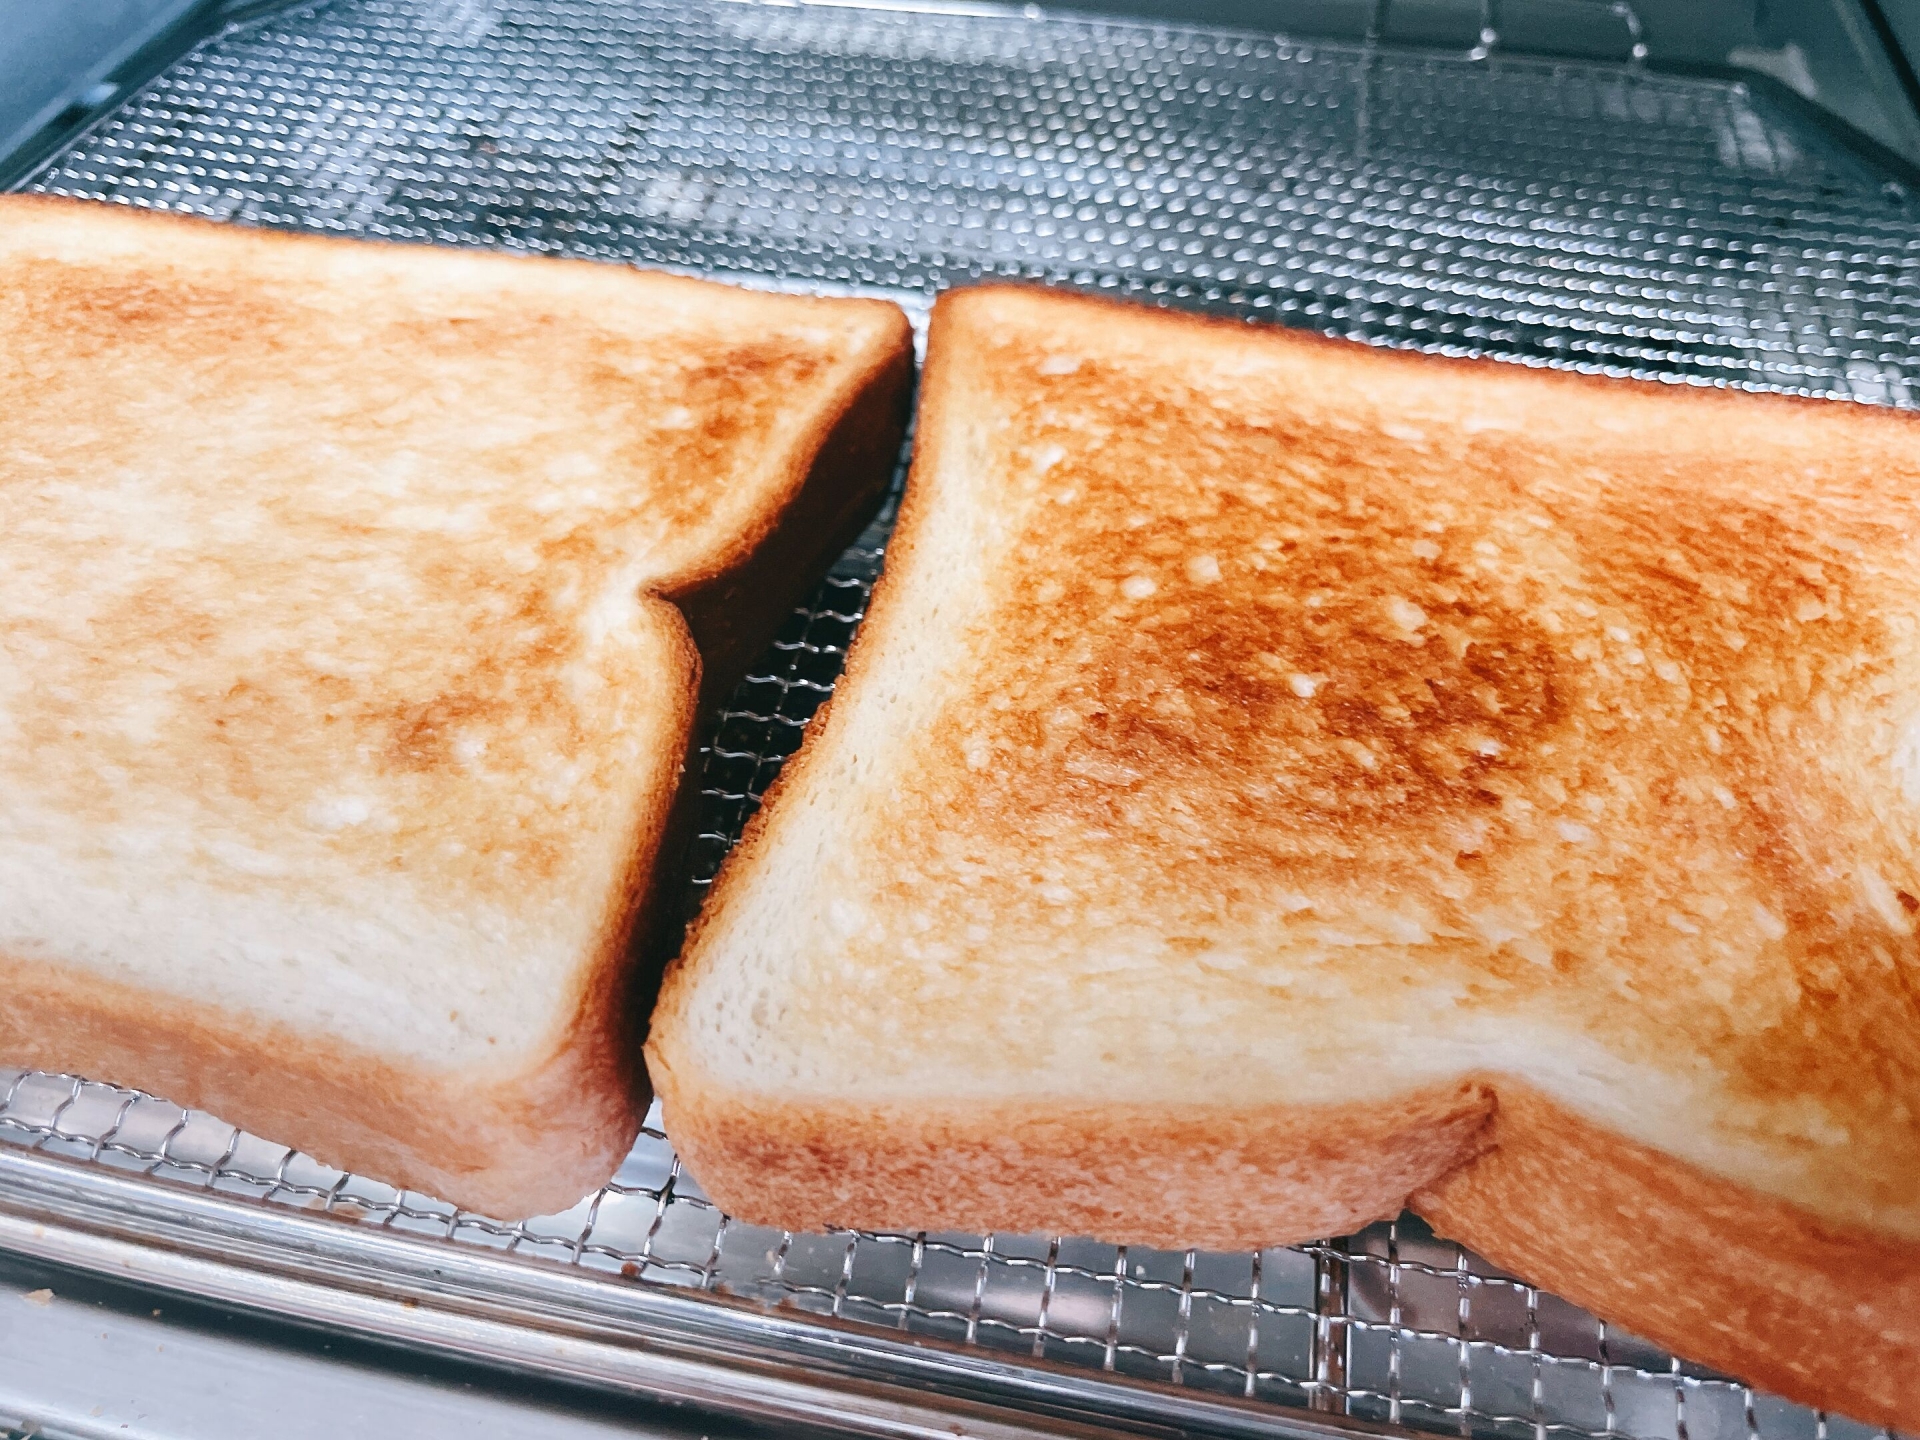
[2, 1217, 1037, 1440]
[0, 1146, 1397, 1440]
[0, 0, 227, 192]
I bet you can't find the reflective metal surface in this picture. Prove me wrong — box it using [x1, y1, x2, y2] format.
[0, 0, 220, 190]
[0, 1250, 760, 1440]
[4, 1, 1918, 1436]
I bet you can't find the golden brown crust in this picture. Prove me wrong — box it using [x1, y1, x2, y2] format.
[658, 1064, 1496, 1250]
[0, 947, 641, 1218]
[1415, 1085, 1920, 1432]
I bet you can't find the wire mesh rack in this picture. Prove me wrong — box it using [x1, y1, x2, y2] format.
[5, 0, 1920, 1435]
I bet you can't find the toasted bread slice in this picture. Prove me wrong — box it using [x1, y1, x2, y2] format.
[650, 284, 1920, 1423]
[0, 195, 910, 1219]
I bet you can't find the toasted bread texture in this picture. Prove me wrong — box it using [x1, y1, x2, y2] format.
[649, 284, 1920, 1423]
[0, 195, 911, 1219]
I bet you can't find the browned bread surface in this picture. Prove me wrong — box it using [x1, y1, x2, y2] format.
[649, 283, 1920, 1422]
[0, 195, 911, 1218]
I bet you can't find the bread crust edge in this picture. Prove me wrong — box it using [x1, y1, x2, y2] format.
[653, 1059, 1920, 1428]
[652, 1061, 1498, 1248]
[1414, 1084, 1920, 1432]
[662, 304, 915, 707]
[0, 942, 647, 1219]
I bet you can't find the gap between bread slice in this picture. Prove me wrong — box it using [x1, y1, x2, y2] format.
[0, 196, 910, 1219]
[650, 284, 1920, 1424]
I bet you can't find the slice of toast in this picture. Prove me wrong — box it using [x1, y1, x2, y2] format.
[649, 284, 1920, 1423]
[0, 195, 911, 1219]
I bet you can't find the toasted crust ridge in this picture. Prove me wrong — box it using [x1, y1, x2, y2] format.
[1416, 1085, 1920, 1432]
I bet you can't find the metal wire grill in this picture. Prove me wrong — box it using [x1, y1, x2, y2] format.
[7, 0, 1920, 1436]
[0, 1054, 1896, 1440]
[28, 0, 1920, 392]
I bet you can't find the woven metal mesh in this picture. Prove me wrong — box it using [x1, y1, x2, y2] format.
[8, 0, 1920, 1435]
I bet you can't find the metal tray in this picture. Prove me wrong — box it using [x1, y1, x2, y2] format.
[4, 1, 1918, 1435]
